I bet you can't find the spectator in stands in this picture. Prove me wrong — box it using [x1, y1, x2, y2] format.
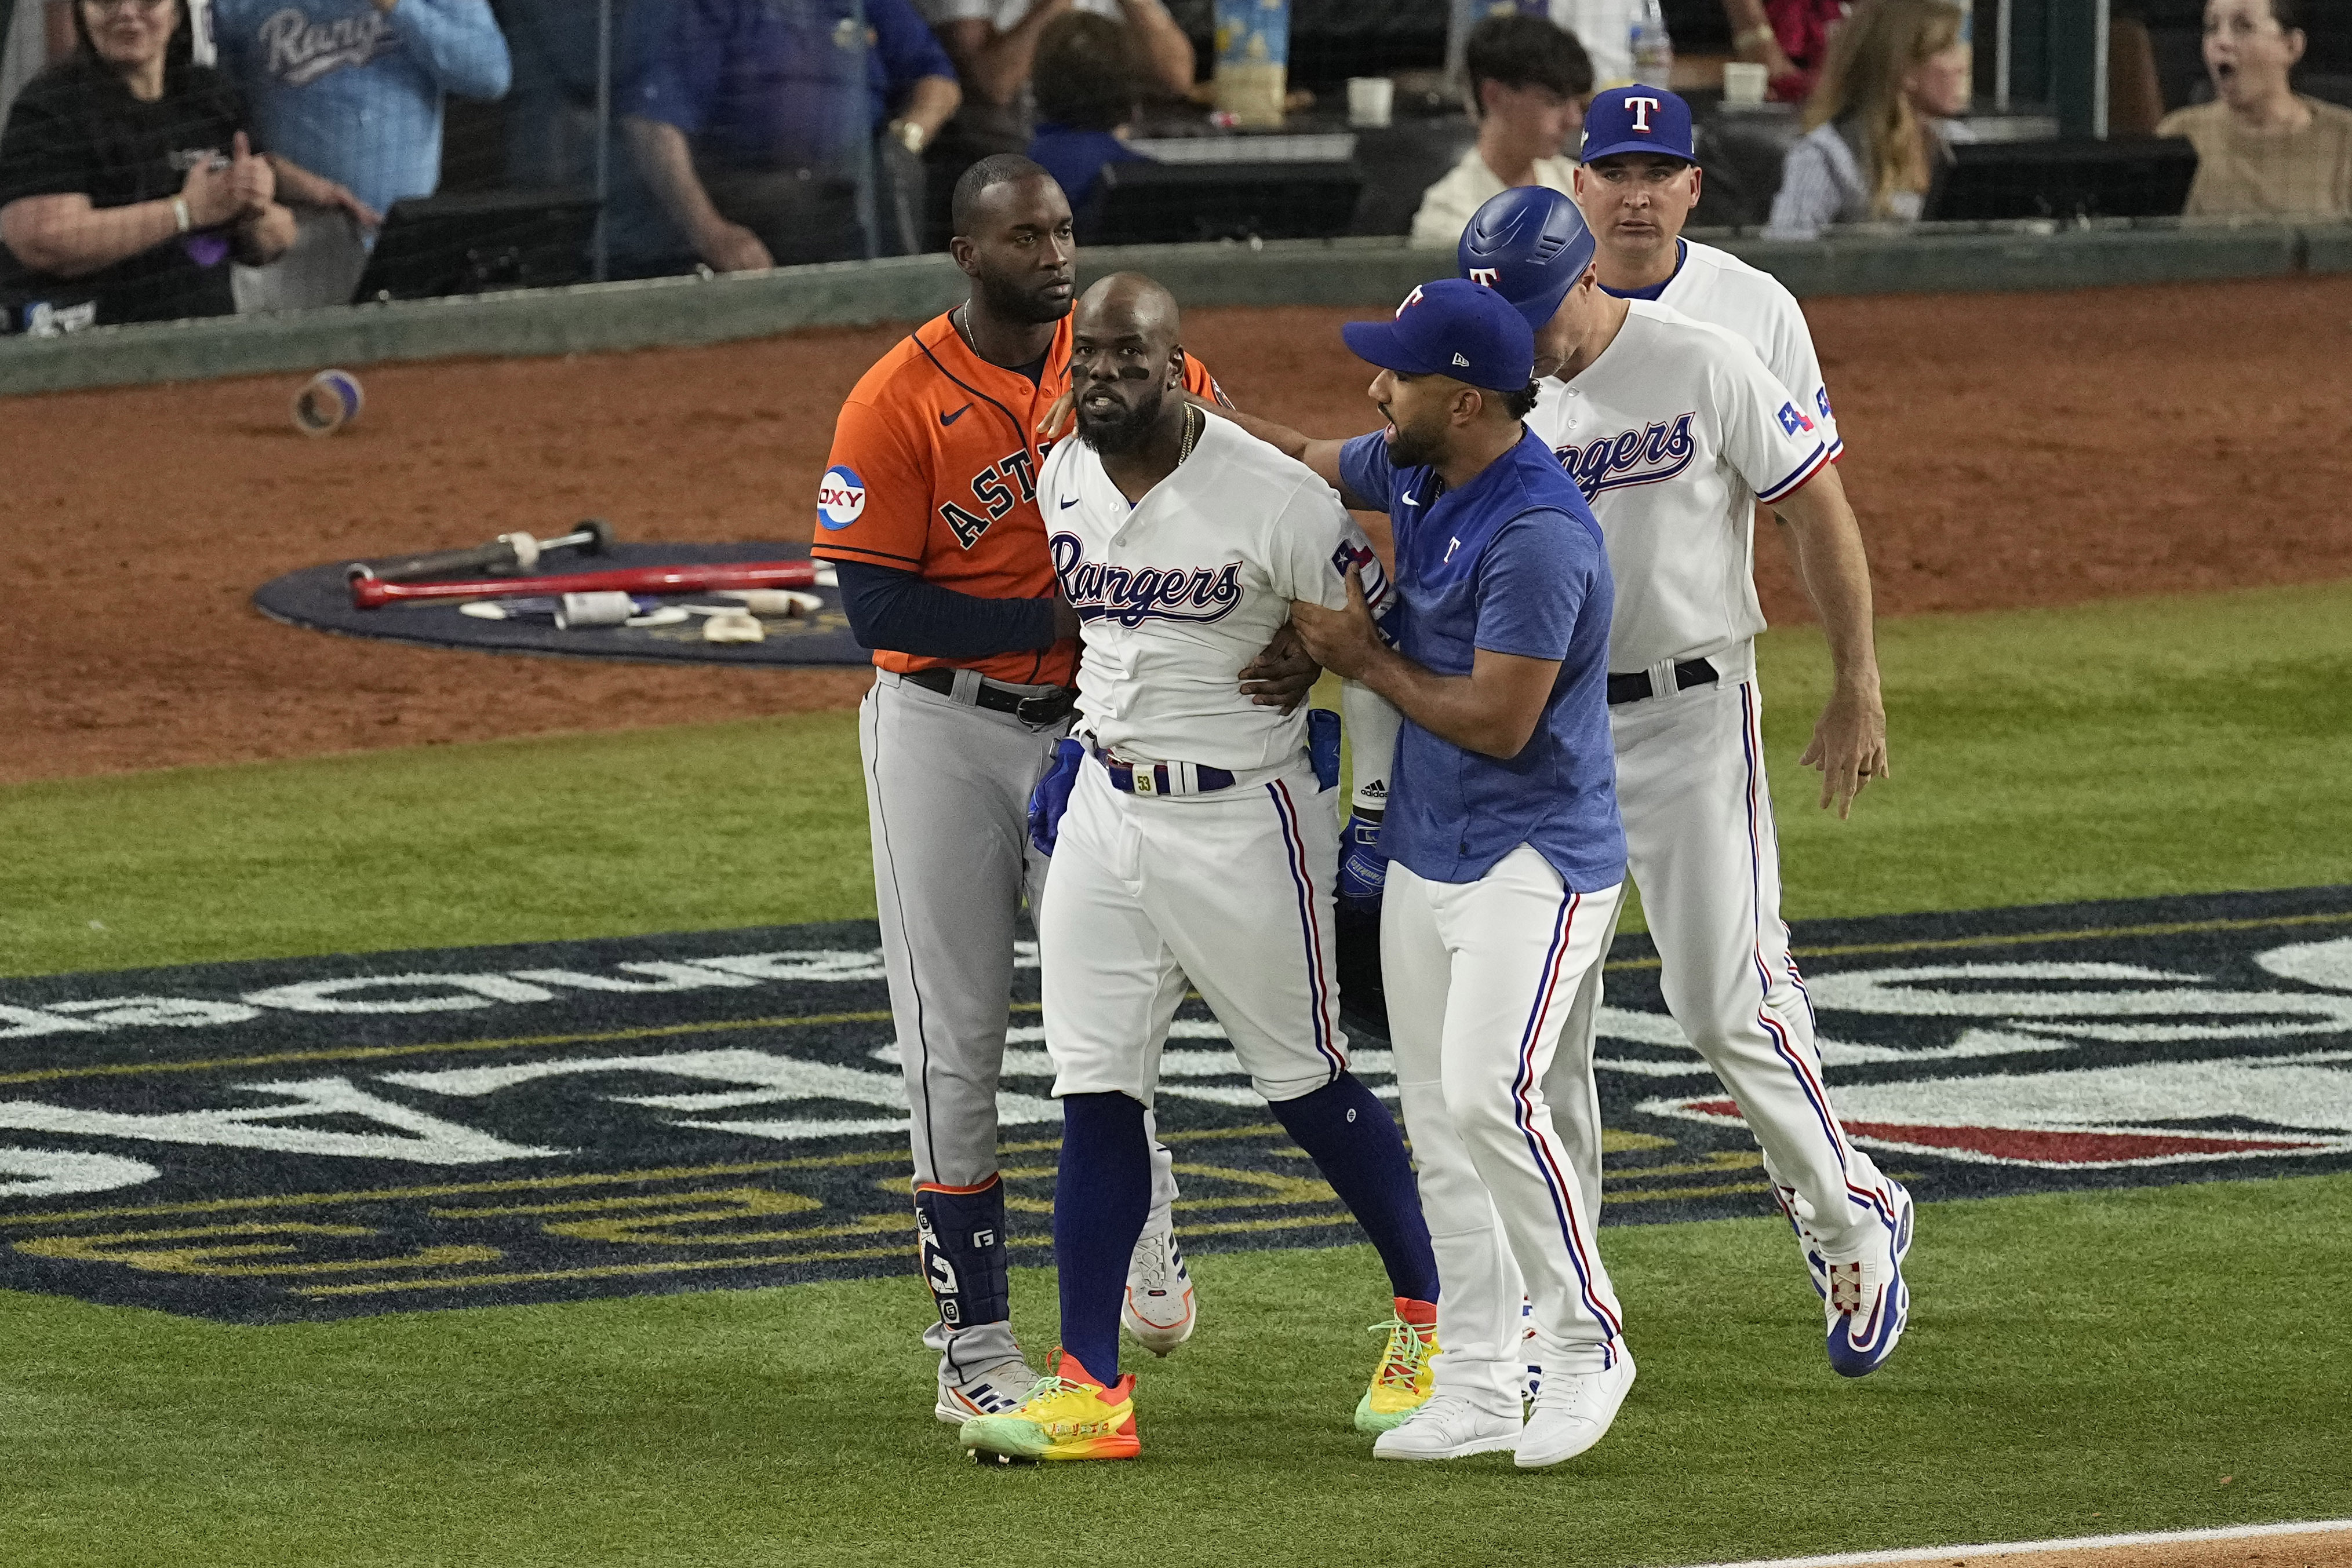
[1723, 0, 1851, 103]
[210, 0, 509, 311]
[1527, 2, 1635, 91]
[500, 0, 609, 192]
[0, 0, 303, 329]
[1025, 10, 1147, 223]
[2159, 0, 2350, 218]
[617, 0, 960, 275]
[1765, 0, 1973, 239]
[921, 0, 1190, 152]
[1411, 11, 1591, 247]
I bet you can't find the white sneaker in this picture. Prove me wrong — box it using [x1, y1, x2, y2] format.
[1121, 1228, 1197, 1356]
[934, 1355, 1041, 1425]
[1822, 1178, 1914, 1379]
[1515, 1351, 1635, 1469]
[1371, 1394, 1521, 1461]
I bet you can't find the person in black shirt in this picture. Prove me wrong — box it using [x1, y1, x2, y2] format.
[0, 0, 298, 329]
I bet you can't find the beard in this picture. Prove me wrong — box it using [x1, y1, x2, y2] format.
[1075, 382, 1166, 456]
[1387, 413, 1444, 469]
[975, 266, 1072, 326]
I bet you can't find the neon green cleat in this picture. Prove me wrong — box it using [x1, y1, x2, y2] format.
[1353, 1297, 1439, 1434]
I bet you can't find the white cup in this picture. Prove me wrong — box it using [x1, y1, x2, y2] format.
[1348, 76, 1395, 128]
[1723, 61, 1770, 106]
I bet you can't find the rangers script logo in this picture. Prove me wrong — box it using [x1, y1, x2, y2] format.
[1556, 412, 1698, 500]
[1049, 533, 1244, 628]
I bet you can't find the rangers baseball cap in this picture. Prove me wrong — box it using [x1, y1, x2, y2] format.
[1459, 186, 1597, 329]
[1579, 86, 1698, 164]
[1342, 279, 1535, 393]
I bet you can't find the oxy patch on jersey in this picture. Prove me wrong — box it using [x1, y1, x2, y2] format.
[1050, 531, 1244, 629]
[816, 466, 866, 529]
[1556, 412, 1698, 501]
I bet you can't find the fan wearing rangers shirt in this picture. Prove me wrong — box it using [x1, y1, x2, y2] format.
[1463, 183, 1912, 1378]
[811, 156, 1319, 1431]
[957, 273, 1443, 1465]
[1571, 86, 1845, 467]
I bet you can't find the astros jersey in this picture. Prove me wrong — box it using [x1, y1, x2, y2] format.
[813, 309, 1226, 686]
[1040, 415, 1382, 773]
[1525, 299, 1830, 673]
[1607, 238, 1844, 460]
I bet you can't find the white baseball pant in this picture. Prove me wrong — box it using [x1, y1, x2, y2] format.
[1556, 666, 1898, 1255]
[1039, 757, 1347, 1107]
[859, 672, 1177, 1368]
[1385, 847, 1628, 1414]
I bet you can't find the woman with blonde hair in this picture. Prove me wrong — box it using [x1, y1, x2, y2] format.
[1765, 0, 1975, 238]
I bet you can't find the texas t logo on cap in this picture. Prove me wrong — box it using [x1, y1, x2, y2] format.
[1579, 86, 1698, 165]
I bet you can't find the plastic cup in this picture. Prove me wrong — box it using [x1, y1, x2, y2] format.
[1348, 76, 1395, 128]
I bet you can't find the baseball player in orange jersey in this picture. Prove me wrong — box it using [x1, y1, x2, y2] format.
[812, 155, 1313, 1428]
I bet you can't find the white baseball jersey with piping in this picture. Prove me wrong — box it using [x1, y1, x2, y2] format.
[1035, 415, 1381, 1113]
[1523, 298, 1905, 1260]
[1644, 239, 1843, 462]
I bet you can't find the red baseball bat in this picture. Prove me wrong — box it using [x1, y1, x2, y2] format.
[350, 559, 822, 610]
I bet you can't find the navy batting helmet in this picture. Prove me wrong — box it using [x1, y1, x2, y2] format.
[1457, 186, 1597, 330]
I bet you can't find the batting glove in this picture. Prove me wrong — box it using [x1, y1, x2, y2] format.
[1028, 738, 1086, 857]
[1337, 812, 1388, 911]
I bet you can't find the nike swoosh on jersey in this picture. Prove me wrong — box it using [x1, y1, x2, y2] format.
[940, 404, 971, 426]
[1401, 490, 1419, 506]
[1059, 497, 1079, 508]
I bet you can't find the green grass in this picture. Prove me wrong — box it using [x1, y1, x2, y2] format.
[2, 580, 2350, 1566]
[1, 1176, 2343, 1568]
[5, 580, 2351, 977]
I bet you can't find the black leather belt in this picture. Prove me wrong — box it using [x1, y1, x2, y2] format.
[1607, 658, 1719, 706]
[902, 668, 1077, 727]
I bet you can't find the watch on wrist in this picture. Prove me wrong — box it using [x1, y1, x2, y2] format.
[172, 196, 192, 232]
[1736, 24, 1777, 51]
[892, 119, 926, 155]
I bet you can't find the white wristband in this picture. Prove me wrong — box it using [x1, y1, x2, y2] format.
[172, 196, 192, 233]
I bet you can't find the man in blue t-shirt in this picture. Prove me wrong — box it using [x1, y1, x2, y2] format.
[1286, 278, 1633, 1472]
[617, 0, 961, 274]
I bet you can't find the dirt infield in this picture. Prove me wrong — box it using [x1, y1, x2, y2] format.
[5, 274, 2348, 783]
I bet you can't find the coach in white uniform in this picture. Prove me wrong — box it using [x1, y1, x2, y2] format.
[1462, 172, 1914, 1379]
[1290, 279, 1633, 1471]
[1574, 87, 1845, 466]
[959, 273, 1444, 1464]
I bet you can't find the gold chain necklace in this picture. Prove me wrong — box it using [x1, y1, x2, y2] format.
[1177, 402, 1202, 466]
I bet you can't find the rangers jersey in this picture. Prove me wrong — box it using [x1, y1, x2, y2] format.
[1625, 238, 1844, 461]
[1525, 298, 1830, 673]
[1040, 415, 1386, 773]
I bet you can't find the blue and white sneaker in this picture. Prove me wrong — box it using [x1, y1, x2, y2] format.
[1821, 1178, 1914, 1378]
[1773, 1183, 1833, 1301]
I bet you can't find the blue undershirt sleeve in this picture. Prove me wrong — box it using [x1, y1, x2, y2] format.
[835, 560, 1062, 661]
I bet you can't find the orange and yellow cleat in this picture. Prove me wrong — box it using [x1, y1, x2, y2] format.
[1355, 1296, 1439, 1434]
[959, 1348, 1140, 1464]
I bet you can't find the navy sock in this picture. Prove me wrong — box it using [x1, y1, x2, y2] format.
[1272, 1072, 1441, 1304]
[1054, 1092, 1152, 1381]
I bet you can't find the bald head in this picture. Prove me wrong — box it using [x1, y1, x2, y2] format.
[1071, 272, 1188, 457]
[1074, 272, 1181, 350]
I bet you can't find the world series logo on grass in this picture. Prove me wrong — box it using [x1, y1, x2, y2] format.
[817, 466, 866, 530]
